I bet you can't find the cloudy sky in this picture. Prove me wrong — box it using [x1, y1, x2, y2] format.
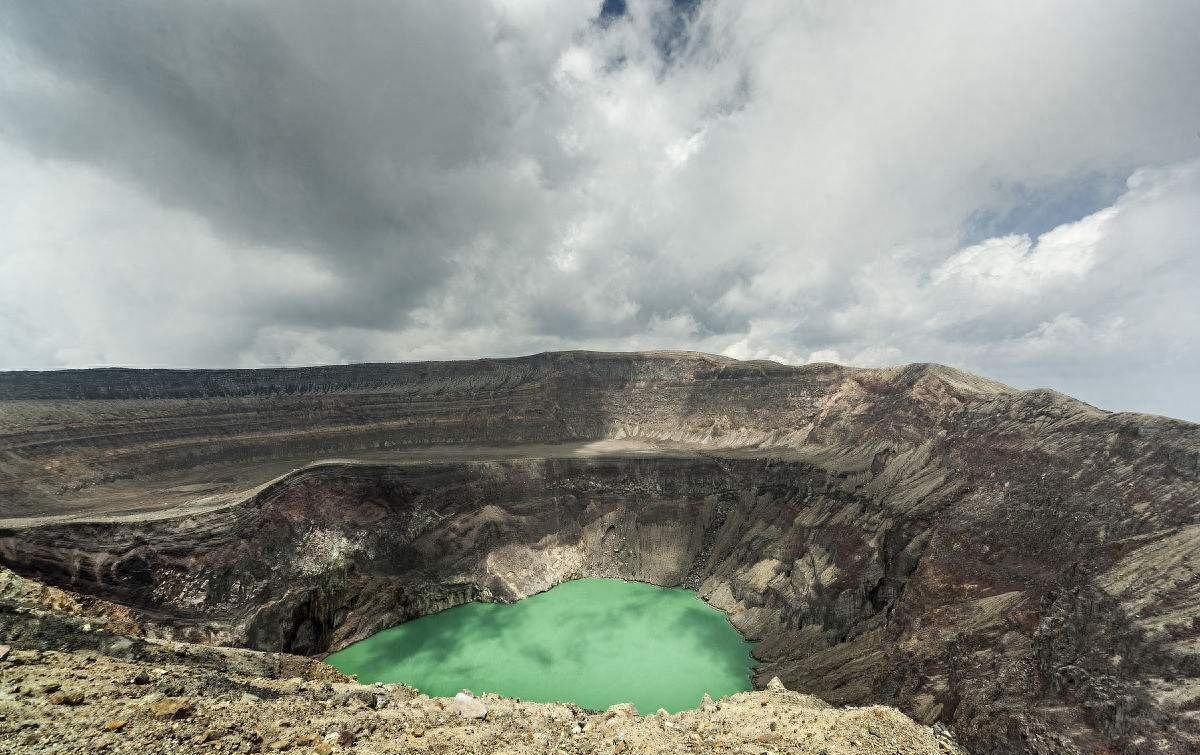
[1, 1, 1199, 419]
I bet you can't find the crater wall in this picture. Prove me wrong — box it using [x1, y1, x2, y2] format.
[2, 350, 1199, 754]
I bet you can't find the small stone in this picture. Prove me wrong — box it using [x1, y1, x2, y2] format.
[323, 728, 354, 745]
[195, 727, 225, 743]
[0, 645, 10, 661]
[148, 697, 194, 719]
[107, 637, 134, 655]
[49, 690, 84, 705]
[451, 691, 487, 719]
[606, 703, 638, 718]
[131, 672, 152, 685]
[241, 692, 262, 703]
[102, 720, 127, 732]
[766, 677, 787, 692]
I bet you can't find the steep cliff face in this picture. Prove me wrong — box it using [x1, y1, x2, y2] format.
[2, 351, 1198, 754]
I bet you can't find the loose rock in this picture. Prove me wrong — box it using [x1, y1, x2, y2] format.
[148, 697, 194, 719]
[452, 690, 488, 719]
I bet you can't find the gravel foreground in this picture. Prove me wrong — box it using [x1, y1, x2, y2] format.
[0, 644, 967, 755]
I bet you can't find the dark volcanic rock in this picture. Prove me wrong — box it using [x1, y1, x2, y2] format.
[1, 350, 1198, 754]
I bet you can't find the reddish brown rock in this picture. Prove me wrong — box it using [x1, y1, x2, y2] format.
[49, 690, 84, 705]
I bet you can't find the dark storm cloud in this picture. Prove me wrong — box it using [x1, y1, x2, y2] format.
[2, 1, 526, 329]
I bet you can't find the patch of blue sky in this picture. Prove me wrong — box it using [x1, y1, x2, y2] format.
[962, 171, 1127, 244]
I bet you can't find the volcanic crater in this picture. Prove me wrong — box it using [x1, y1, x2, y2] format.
[2, 350, 1198, 754]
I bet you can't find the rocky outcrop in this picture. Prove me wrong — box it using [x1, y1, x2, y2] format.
[1, 350, 1198, 754]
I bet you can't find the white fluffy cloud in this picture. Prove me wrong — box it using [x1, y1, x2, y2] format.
[1, 1, 1198, 418]
[824, 160, 1200, 417]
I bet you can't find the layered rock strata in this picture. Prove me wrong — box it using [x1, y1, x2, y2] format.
[1, 351, 1198, 754]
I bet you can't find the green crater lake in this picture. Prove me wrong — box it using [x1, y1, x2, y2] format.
[325, 578, 755, 713]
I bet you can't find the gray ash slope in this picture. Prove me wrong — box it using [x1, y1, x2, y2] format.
[1, 350, 1198, 754]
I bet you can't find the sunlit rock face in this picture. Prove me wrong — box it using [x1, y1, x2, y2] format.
[1, 350, 1198, 754]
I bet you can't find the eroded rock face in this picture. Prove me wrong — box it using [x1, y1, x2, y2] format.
[1, 350, 1198, 754]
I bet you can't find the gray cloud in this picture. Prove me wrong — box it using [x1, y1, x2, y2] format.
[1, 0, 1199, 419]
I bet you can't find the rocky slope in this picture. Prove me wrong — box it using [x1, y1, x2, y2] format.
[1, 350, 1198, 754]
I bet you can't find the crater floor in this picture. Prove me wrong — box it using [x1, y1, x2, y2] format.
[1, 350, 1198, 754]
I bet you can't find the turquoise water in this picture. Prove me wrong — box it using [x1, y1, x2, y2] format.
[325, 578, 755, 713]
